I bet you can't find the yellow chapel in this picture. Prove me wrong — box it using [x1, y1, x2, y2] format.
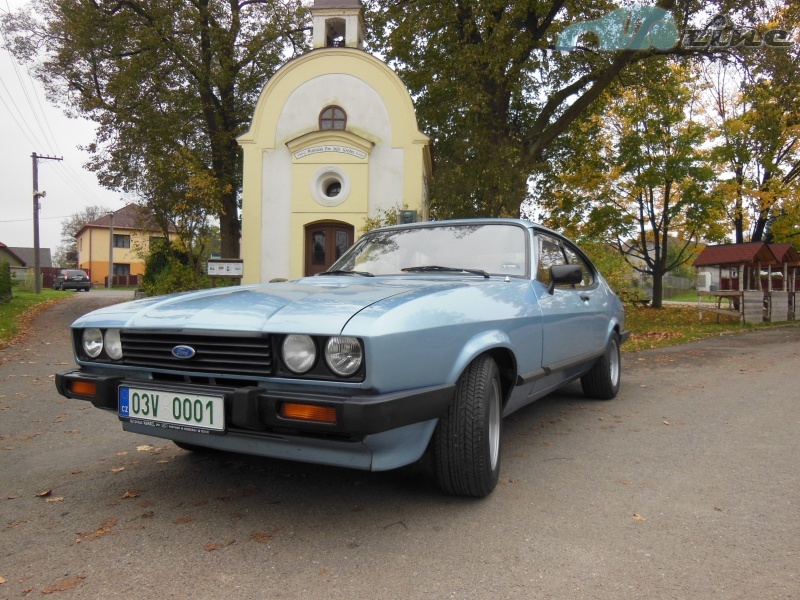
[238, 0, 431, 283]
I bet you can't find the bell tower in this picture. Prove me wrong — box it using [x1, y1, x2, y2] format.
[311, 0, 365, 50]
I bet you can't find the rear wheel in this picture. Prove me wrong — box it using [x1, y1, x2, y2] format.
[433, 355, 502, 498]
[581, 332, 621, 400]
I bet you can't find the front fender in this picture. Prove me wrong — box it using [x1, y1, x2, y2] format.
[446, 330, 515, 387]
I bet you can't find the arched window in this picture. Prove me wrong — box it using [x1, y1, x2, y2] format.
[319, 105, 347, 130]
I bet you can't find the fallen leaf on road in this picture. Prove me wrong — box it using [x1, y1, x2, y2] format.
[110, 467, 125, 473]
[0, 576, 6, 584]
[115, 452, 128, 457]
[42, 575, 85, 594]
[174, 516, 193, 525]
[122, 490, 139, 499]
[251, 532, 272, 543]
[205, 542, 223, 551]
[663, 420, 671, 425]
[632, 513, 647, 521]
[137, 445, 153, 452]
[45, 497, 65, 503]
[35, 490, 52, 498]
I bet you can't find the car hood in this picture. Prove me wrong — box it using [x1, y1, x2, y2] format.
[72, 277, 478, 335]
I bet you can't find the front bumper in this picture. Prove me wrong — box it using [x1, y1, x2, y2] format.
[55, 369, 455, 437]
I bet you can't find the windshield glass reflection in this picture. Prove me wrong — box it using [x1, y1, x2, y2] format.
[330, 224, 528, 277]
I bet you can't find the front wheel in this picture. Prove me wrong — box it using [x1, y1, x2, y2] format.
[433, 355, 502, 498]
[581, 332, 621, 400]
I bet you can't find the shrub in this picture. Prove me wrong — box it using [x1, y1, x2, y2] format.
[140, 257, 213, 296]
[0, 262, 12, 303]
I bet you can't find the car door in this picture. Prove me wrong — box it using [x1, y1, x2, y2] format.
[533, 231, 605, 372]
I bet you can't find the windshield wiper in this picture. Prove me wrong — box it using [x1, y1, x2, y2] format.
[318, 270, 374, 277]
[401, 265, 490, 279]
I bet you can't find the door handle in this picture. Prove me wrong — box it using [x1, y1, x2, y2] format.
[580, 294, 591, 302]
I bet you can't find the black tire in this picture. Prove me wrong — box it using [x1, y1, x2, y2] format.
[433, 355, 502, 498]
[581, 332, 621, 400]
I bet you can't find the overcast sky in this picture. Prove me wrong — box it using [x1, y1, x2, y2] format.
[0, 0, 121, 256]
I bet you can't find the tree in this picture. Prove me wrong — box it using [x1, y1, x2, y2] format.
[366, 0, 758, 219]
[693, 3, 800, 244]
[55, 205, 111, 268]
[701, 62, 800, 243]
[2, 0, 309, 259]
[534, 61, 724, 307]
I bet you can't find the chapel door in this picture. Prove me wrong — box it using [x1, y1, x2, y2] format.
[304, 222, 354, 276]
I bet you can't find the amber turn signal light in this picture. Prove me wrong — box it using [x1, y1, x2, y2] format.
[69, 380, 97, 397]
[280, 402, 336, 424]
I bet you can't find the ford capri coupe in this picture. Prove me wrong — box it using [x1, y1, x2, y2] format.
[56, 219, 628, 497]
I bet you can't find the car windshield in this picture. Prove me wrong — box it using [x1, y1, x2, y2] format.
[329, 223, 528, 277]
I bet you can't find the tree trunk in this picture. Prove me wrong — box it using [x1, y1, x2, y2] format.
[651, 268, 664, 308]
[219, 190, 240, 259]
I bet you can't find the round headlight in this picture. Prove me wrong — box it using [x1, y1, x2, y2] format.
[104, 329, 123, 360]
[325, 336, 363, 377]
[82, 328, 103, 358]
[282, 334, 317, 374]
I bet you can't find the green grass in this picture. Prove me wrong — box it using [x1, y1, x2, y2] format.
[623, 303, 797, 352]
[663, 291, 716, 303]
[0, 289, 66, 348]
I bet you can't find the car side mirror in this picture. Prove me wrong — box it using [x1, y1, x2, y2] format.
[546, 264, 583, 295]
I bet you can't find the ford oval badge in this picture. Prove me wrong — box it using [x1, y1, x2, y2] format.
[172, 345, 196, 359]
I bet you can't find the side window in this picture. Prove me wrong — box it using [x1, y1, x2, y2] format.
[536, 234, 566, 285]
[562, 242, 595, 288]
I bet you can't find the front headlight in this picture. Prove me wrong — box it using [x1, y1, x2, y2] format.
[104, 329, 123, 360]
[82, 328, 103, 358]
[325, 336, 363, 377]
[282, 334, 317, 374]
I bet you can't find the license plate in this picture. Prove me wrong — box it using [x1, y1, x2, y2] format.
[119, 386, 225, 433]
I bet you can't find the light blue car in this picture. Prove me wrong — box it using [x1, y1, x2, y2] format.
[56, 219, 628, 497]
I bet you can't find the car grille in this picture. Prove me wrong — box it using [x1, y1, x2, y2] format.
[120, 331, 273, 377]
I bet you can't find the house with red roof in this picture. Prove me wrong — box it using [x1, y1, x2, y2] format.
[74, 204, 176, 287]
[693, 242, 799, 322]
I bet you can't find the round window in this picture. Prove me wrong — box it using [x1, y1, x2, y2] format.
[310, 167, 350, 207]
[326, 181, 342, 197]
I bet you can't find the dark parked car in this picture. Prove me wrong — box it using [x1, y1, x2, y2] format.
[53, 269, 91, 291]
[56, 219, 627, 497]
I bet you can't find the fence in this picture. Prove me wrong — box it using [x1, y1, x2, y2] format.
[661, 274, 694, 299]
[104, 275, 140, 288]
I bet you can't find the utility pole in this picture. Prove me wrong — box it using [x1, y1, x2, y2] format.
[107, 210, 115, 288]
[32, 152, 63, 294]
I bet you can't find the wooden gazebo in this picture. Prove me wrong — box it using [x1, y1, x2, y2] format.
[693, 242, 800, 323]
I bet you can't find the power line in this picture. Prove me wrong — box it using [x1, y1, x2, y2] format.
[0, 215, 73, 223]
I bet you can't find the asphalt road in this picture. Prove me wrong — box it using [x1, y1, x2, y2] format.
[1, 292, 798, 599]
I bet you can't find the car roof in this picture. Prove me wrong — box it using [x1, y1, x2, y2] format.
[371, 218, 566, 238]
[372, 218, 532, 232]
